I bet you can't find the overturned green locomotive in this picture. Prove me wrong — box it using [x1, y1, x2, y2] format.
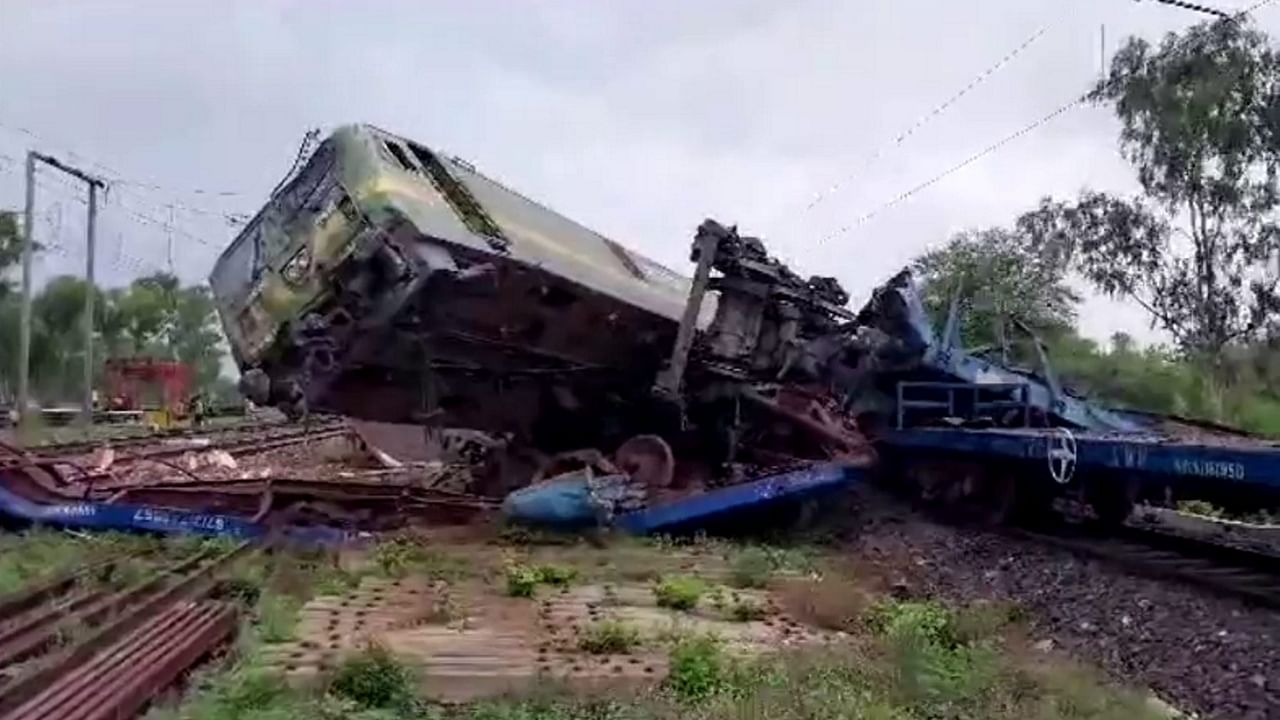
[211, 125, 869, 468]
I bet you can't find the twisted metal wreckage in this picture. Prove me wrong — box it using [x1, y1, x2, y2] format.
[4, 124, 1280, 542]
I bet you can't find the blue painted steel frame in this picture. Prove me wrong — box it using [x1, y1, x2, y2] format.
[884, 277, 1149, 433]
[616, 463, 862, 534]
[0, 485, 348, 544]
[880, 427, 1280, 489]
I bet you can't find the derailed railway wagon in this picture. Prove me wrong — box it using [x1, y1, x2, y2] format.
[211, 125, 873, 480]
[212, 124, 1280, 530]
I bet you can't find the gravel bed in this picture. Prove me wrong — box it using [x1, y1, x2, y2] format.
[845, 494, 1280, 719]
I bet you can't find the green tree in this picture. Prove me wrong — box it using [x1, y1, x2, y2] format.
[914, 227, 1079, 350]
[0, 211, 22, 300]
[1020, 19, 1280, 362]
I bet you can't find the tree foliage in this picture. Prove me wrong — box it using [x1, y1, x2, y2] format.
[0, 257, 226, 405]
[914, 227, 1079, 349]
[1020, 19, 1280, 360]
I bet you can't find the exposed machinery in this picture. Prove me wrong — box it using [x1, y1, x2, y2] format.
[210, 125, 873, 481]
[211, 124, 1280, 528]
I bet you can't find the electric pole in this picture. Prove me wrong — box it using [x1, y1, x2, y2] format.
[17, 151, 107, 430]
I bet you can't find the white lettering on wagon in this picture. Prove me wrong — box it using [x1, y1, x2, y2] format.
[1172, 458, 1246, 481]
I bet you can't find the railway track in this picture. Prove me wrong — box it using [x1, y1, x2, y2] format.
[39, 418, 349, 461]
[1009, 521, 1280, 609]
[0, 542, 250, 720]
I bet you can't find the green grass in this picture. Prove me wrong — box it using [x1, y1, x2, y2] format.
[328, 644, 420, 713]
[372, 538, 469, 582]
[730, 599, 766, 622]
[504, 563, 578, 598]
[653, 576, 706, 611]
[577, 621, 642, 655]
[142, 538, 1171, 720]
[728, 547, 775, 589]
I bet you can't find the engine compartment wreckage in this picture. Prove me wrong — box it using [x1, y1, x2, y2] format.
[203, 124, 1280, 533]
[211, 124, 876, 504]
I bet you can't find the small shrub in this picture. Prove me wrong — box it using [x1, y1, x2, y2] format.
[654, 576, 705, 611]
[950, 600, 1023, 645]
[534, 564, 577, 587]
[578, 620, 642, 655]
[667, 635, 725, 702]
[729, 547, 774, 589]
[1177, 499, 1224, 518]
[785, 578, 869, 631]
[868, 600, 954, 647]
[731, 599, 766, 622]
[256, 593, 301, 644]
[372, 538, 423, 578]
[328, 643, 418, 711]
[506, 564, 541, 598]
[215, 577, 262, 606]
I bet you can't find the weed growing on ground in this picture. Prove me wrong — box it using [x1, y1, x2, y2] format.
[730, 599, 766, 622]
[667, 635, 726, 702]
[328, 643, 419, 712]
[578, 621, 642, 655]
[653, 576, 706, 611]
[372, 537, 469, 583]
[256, 593, 301, 644]
[867, 600, 954, 646]
[504, 562, 578, 598]
[505, 564, 541, 598]
[534, 564, 577, 586]
[0, 528, 93, 594]
[1177, 499, 1225, 518]
[728, 547, 774, 589]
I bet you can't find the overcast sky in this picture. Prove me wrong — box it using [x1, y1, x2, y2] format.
[3, 0, 1278, 346]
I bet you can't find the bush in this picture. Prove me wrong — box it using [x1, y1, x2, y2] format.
[868, 600, 954, 647]
[577, 621, 642, 655]
[256, 593, 301, 644]
[534, 565, 577, 587]
[1177, 499, 1224, 518]
[667, 635, 725, 702]
[653, 576, 706, 611]
[730, 599, 766, 622]
[328, 644, 418, 711]
[729, 547, 774, 589]
[505, 564, 541, 598]
[372, 538, 422, 579]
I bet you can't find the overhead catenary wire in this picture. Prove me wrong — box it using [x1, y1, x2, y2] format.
[822, 0, 1279, 243]
[802, 23, 1051, 214]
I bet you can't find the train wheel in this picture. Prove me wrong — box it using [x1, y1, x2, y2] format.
[1086, 476, 1139, 526]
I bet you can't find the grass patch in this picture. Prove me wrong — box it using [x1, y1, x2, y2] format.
[730, 599, 766, 622]
[653, 576, 706, 611]
[1176, 499, 1225, 518]
[504, 563, 578, 598]
[667, 635, 726, 702]
[256, 593, 302, 644]
[371, 537, 470, 582]
[328, 643, 419, 713]
[577, 621, 642, 655]
[728, 547, 774, 589]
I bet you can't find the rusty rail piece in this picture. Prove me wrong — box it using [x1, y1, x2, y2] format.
[29, 417, 347, 460]
[2, 601, 237, 720]
[0, 548, 217, 668]
[0, 558, 119, 623]
[0, 542, 250, 716]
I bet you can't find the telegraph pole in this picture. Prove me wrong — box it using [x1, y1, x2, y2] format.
[17, 154, 35, 427]
[17, 151, 106, 429]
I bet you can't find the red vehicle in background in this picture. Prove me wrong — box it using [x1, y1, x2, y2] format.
[102, 358, 200, 428]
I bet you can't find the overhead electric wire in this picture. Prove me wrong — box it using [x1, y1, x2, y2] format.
[822, 0, 1278, 243]
[803, 23, 1051, 214]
